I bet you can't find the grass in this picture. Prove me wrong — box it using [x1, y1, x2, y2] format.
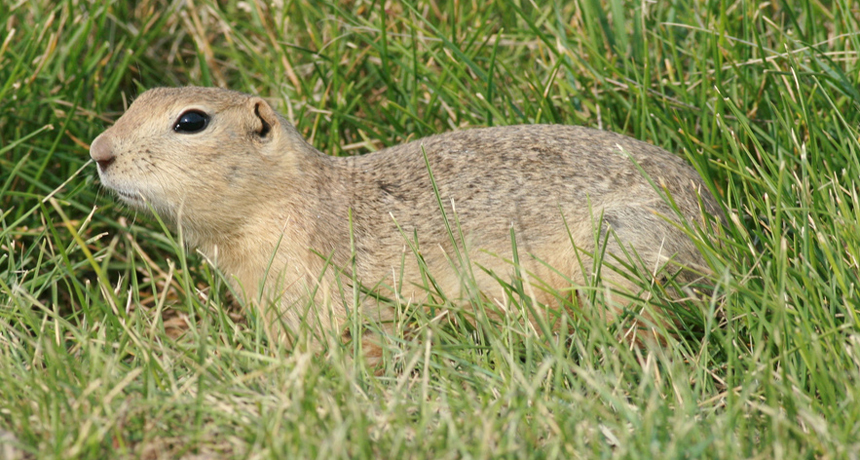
[2, 0, 860, 458]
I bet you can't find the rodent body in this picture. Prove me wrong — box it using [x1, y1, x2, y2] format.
[90, 87, 721, 351]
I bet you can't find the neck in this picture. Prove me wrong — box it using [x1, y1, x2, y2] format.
[187, 149, 348, 308]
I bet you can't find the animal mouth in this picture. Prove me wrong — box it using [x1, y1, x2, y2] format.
[114, 189, 145, 205]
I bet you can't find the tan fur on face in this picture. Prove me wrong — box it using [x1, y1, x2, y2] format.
[91, 86, 722, 352]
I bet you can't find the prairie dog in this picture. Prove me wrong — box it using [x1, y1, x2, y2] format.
[90, 87, 721, 352]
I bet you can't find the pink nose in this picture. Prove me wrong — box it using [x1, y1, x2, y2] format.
[90, 134, 116, 170]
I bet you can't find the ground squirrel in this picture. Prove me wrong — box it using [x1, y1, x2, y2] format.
[90, 86, 721, 355]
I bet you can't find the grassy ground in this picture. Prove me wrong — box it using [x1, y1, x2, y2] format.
[2, 0, 859, 458]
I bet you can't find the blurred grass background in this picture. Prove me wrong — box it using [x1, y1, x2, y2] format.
[1, 0, 859, 458]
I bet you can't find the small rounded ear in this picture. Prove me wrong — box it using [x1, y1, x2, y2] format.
[247, 97, 280, 139]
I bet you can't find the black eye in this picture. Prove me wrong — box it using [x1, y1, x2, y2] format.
[173, 110, 210, 133]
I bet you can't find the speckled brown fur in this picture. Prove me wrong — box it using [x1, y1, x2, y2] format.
[90, 87, 721, 355]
